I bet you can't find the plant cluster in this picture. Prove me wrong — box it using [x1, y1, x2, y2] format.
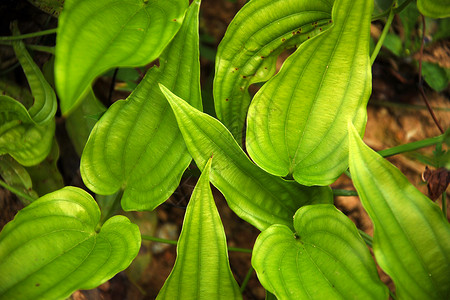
[0, 0, 449, 299]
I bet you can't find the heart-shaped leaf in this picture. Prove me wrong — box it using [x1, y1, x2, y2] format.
[80, 0, 202, 211]
[417, 0, 450, 18]
[12, 22, 57, 125]
[157, 158, 241, 299]
[160, 85, 333, 231]
[55, 0, 188, 114]
[246, 0, 372, 186]
[214, 0, 334, 143]
[252, 204, 388, 299]
[348, 123, 450, 300]
[0, 186, 141, 300]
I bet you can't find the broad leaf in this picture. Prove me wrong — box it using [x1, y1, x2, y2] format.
[160, 85, 333, 231]
[12, 22, 57, 124]
[25, 139, 64, 196]
[246, 0, 373, 186]
[348, 123, 450, 300]
[157, 158, 241, 299]
[81, 0, 202, 211]
[214, 0, 334, 143]
[252, 204, 388, 299]
[65, 90, 106, 156]
[0, 96, 55, 166]
[55, 0, 188, 114]
[417, 0, 450, 18]
[0, 186, 141, 300]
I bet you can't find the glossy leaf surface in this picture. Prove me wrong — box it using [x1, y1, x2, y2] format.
[417, 0, 450, 18]
[214, 0, 334, 143]
[246, 0, 373, 186]
[55, 0, 188, 114]
[252, 204, 388, 299]
[81, 1, 202, 211]
[160, 85, 333, 231]
[12, 23, 57, 124]
[0, 186, 141, 300]
[348, 124, 450, 300]
[157, 158, 241, 299]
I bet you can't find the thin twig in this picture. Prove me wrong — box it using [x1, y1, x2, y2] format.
[418, 15, 444, 134]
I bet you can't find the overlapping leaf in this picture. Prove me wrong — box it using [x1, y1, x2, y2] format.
[0, 186, 141, 300]
[0, 155, 38, 203]
[81, 1, 202, 211]
[348, 124, 450, 300]
[157, 158, 241, 299]
[214, 0, 334, 143]
[252, 204, 388, 299]
[160, 85, 333, 231]
[55, 0, 188, 114]
[417, 0, 450, 18]
[246, 0, 372, 186]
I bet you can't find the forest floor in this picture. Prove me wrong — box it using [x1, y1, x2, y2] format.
[0, 0, 449, 299]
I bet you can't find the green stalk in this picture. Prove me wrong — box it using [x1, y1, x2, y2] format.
[358, 230, 373, 248]
[377, 134, 444, 158]
[240, 266, 254, 293]
[332, 189, 358, 196]
[0, 179, 36, 204]
[0, 28, 57, 41]
[371, 1, 397, 65]
[0, 41, 55, 54]
[141, 235, 253, 253]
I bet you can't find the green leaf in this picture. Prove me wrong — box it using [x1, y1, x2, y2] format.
[11, 22, 57, 124]
[160, 85, 333, 231]
[348, 123, 450, 300]
[421, 62, 449, 92]
[252, 204, 388, 299]
[27, 0, 64, 17]
[80, 0, 202, 211]
[0, 155, 39, 203]
[0, 96, 55, 166]
[417, 0, 450, 18]
[65, 90, 106, 156]
[157, 158, 242, 299]
[246, 0, 373, 186]
[0, 186, 141, 299]
[55, 0, 188, 115]
[25, 139, 64, 196]
[214, 0, 334, 143]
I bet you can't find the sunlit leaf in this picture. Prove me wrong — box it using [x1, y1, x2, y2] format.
[157, 158, 241, 299]
[0, 186, 141, 300]
[160, 85, 333, 231]
[55, 0, 188, 114]
[417, 0, 450, 18]
[252, 204, 389, 299]
[214, 0, 334, 143]
[81, 0, 202, 211]
[246, 0, 373, 186]
[348, 123, 450, 300]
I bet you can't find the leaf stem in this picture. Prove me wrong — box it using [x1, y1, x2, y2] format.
[332, 189, 358, 196]
[358, 230, 373, 248]
[377, 134, 444, 158]
[141, 235, 253, 253]
[0, 28, 57, 41]
[0, 179, 36, 204]
[0, 41, 55, 54]
[371, 1, 397, 65]
[240, 266, 254, 293]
